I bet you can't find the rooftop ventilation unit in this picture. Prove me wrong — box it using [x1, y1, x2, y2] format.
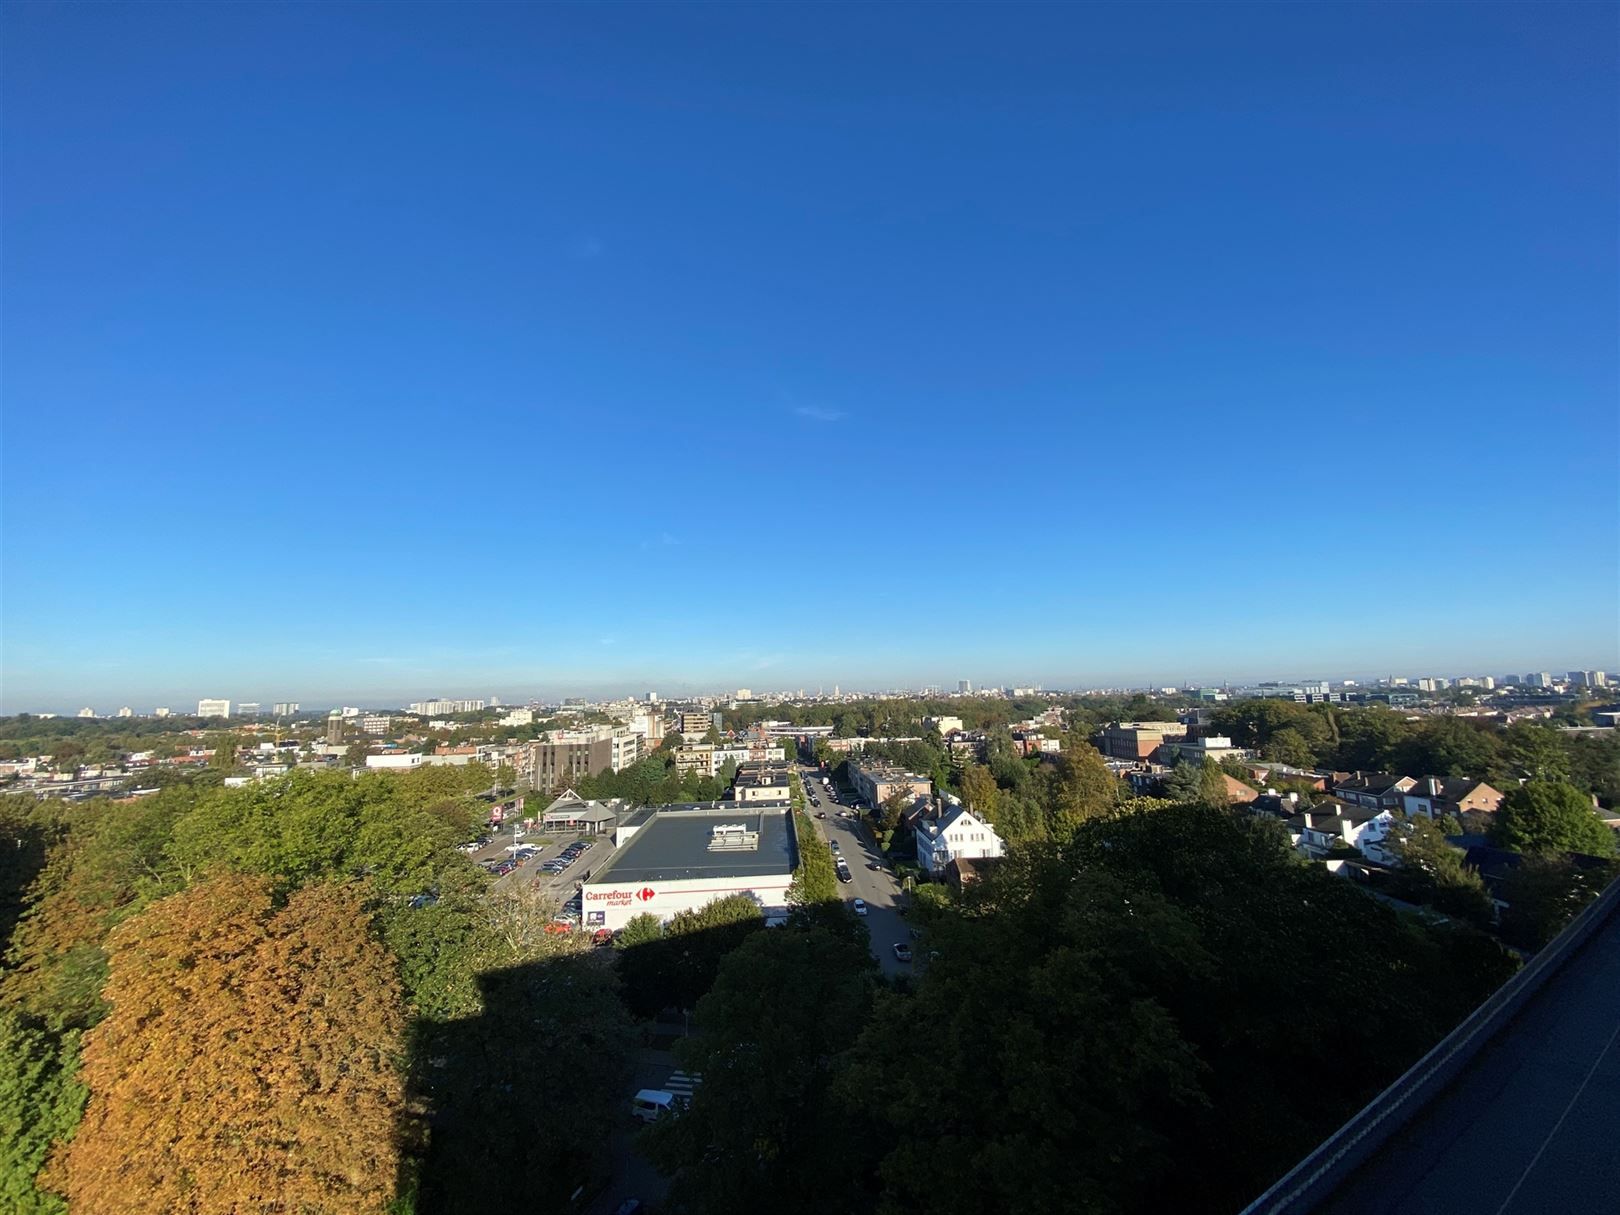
[708, 823, 761, 851]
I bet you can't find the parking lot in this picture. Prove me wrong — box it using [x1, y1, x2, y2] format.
[462, 827, 610, 918]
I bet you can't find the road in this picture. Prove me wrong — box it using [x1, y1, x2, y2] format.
[798, 764, 914, 979]
[1316, 882, 1620, 1215]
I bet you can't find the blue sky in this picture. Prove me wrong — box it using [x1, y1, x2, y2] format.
[2, 1, 1615, 710]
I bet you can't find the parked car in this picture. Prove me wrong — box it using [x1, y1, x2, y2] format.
[893, 942, 913, 962]
[852, 898, 867, 916]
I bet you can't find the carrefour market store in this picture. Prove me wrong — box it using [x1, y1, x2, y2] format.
[581, 803, 798, 932]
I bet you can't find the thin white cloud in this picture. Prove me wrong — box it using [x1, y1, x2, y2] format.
[793, 406, 846, 423]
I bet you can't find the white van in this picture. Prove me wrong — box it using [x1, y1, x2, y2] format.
[631, 1089, 677, 1123]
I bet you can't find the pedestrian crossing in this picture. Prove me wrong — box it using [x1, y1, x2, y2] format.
[662, 1070, 702, 1101]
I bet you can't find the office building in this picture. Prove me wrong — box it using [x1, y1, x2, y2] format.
[527, 726, 640, 789]
[958, 680, 973, 693]
[1096, 721, 1185, 761]
[272, 702, 300, 717]
[197, 699, 231, 718]
[237, 702, 261, 718]
[360, 715, 393, 736]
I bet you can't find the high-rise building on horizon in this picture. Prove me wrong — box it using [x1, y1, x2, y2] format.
[237, 702, 260, 717]
[197, 698, 231, 718]
[273, 702, 300, 717]
[958, 680, 973, 693]
[326, 713, 344, 744]
[408, 698, 486, 715]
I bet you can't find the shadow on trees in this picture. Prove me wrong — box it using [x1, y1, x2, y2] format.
[0, 797, 62, 962]
[407, 950, 635, 1215]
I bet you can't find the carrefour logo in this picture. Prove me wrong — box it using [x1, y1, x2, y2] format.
[635, 887, 657, 902]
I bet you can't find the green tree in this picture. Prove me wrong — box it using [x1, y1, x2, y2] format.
[1263, 727, 1316, 768]
[1050, 740, 1119, 832]
[644, 927, 877, 1215]
[1161, 762, 1201, 803]
[0, 1011, 86, 1215]
[958, 763, 999, 821]
[1490, 781, 1617, 857]
[1504, 723, 1571, 783]
[1198, 758, 1230, 808]
[1497, 855, 1620, 950]
[1383, 815, 1493, 926]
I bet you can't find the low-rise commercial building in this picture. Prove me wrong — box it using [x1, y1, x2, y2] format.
[581, 804, 798, 932]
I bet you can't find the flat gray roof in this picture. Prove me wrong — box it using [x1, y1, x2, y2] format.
[587, 805, 798, 886]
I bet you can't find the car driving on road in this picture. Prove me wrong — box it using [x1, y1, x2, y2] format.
[852, 898, 867, 916]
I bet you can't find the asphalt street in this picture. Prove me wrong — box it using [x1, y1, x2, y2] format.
[798, 764, 914, 979]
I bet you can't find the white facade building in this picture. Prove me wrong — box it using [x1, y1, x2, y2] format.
[197, 699, 231, 718]
[915, 805, 1005, 877]
[365, 753, 426, 770]
[582, 805, 797, 932]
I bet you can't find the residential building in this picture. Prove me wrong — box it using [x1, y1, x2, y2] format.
[153, 707, 171, 717]
[581, 805, 797, 932]
[675, 743, 785, 779]
[197, 699, 231, 718]
[847, 759, 931, 808]
[272, 702, 300, 717]
[237, 702, 261, 718]
[365, 753, 425, 770]
[1096, 721, 1185, 761]
[1332, 772, 1418, 810]
[76, 707, 97, 718]
[730, 761, 792, 803]
[499, 708, 535, 727]
[915, 802, 1005, 877]
[1527, 673, 1553, 689]
[758, 721, 834, 738]
[677, 709, 721, 740]
[925, 715, 965, 735]
[958, 680, 973, 693]
[1287, 802, 1396, 864]
[626, 711, 666, 748]
[407, 698, 486, 715]
[360, 714, 392, 736]
[1401, 778, 1505, 821]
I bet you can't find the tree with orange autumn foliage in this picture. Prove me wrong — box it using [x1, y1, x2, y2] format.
[49, 876, 410, 1215]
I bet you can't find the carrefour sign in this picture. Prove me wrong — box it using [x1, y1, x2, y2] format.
[584, 886, 657, 906]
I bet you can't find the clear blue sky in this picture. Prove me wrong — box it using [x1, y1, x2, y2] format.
[3, 1, 1615, 710]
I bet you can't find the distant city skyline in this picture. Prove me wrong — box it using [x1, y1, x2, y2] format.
[11, 659, 1616, 717]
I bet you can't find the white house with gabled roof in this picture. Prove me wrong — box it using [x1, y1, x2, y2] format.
[915, 803, 1005, 877]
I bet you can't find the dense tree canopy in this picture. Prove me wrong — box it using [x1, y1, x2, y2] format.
[51, 878, 409, 1215]
[1490, 781, 1618, 857]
